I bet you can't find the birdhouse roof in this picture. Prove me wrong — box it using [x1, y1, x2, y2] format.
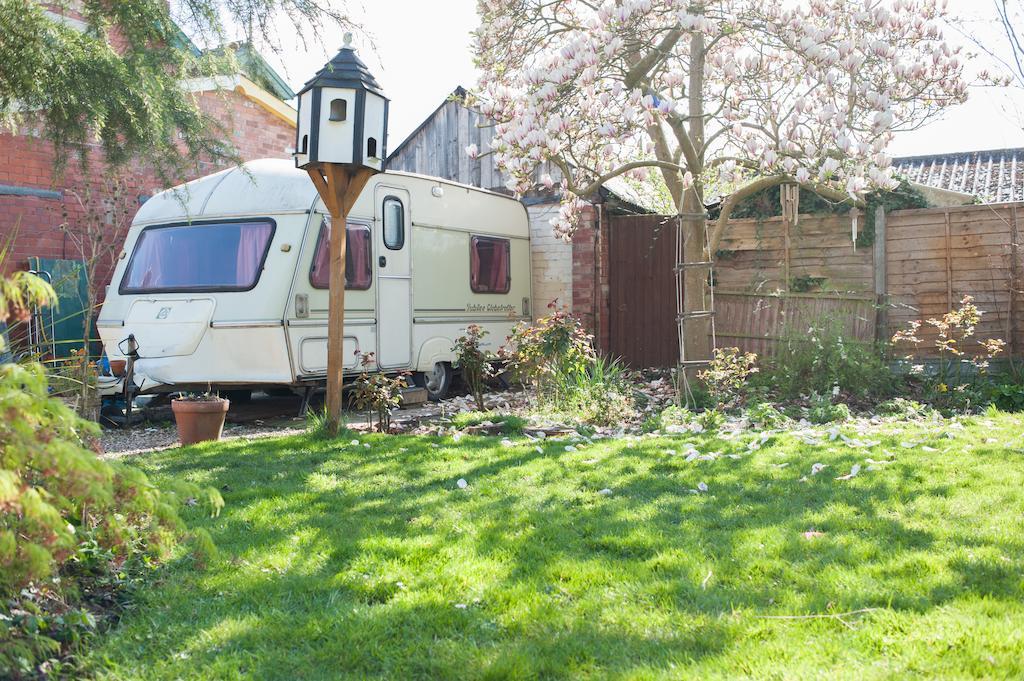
[299, 46, 386, 98]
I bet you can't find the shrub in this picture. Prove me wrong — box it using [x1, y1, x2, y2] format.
[892, 296, 1008, 413]
[806, 392, 851, 424]
[767, 309, 894, 399]
[745, 401, 789, 429]
[876, 397, 935, 420]
[502, 304, 595, 401]
[989, 382, 1024, 412]
[450, 411, 527, 435]
[697, 347, 758, 409]
[502, 306, 634, 426]
[453, 325, 494, 411]
[1, 362, 223, 676]
[350, 352, 409, 432]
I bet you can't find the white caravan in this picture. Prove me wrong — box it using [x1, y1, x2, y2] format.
[97, 158, 532, 401]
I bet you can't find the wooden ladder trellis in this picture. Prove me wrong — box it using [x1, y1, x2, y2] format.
[675, 211, 719, 406]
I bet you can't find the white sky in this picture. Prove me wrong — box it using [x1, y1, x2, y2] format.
[258, 0, 1024, 159]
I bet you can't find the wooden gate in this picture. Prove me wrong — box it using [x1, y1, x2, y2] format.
[607, 215, 679, 368]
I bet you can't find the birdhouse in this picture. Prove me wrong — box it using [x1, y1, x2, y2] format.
[294, 34, 389, 172]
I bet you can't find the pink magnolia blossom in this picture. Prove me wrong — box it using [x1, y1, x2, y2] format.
[473, 0, 969, 238]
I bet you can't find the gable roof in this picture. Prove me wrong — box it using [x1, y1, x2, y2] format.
[299, 42, 385, 98]
[205, 42, 295, 102]
[893, 148, 1024, 204]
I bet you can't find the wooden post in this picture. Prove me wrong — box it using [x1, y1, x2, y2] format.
[873, 206, 887, 343]
[944, 209, 953, 311]
[780, 185, 792, 292]
[1011, 205, 1021, 358]
[306, 164, 375, 435]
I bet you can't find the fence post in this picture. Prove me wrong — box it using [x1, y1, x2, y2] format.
[873, 205, 887, 342]
[1011, 205, 1020, 358]
[943, 209, 953, 311]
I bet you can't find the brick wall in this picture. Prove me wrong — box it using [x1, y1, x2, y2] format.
[570, 204, 611, 353]
[524, 201, 613, 354]
[0, 88, 295, 288]
[527, 204, 573, 311]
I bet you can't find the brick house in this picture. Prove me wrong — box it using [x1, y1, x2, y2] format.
[0, 9, 297, 354]
[0, 43, 296, 278]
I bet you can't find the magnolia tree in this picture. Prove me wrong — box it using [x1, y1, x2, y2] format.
[472, 0, 969, 366]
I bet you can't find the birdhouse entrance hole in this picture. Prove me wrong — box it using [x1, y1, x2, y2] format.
[329, 99, 348, 122]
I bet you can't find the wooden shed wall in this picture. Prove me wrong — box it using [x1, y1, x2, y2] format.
[387, 99, 561, 193]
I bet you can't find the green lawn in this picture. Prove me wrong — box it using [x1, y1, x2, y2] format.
[91, 414, 1024, 679]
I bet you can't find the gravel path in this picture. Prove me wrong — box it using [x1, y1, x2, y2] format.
[100, 421, 308, 459]
[98, 389, 547, 459]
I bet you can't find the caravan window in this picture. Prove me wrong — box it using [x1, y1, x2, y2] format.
[310, 219, 373, 290]
[470, 236, 511, 294]
[382, 197, 405, 250]
[120, 219, 275, 293]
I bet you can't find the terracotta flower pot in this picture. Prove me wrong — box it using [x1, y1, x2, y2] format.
[109, 359, 127, 377]
[171, 398, 230, 445]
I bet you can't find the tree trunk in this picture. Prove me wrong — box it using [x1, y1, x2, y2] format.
[680, 30, 711, 378]
[680, 191, 711, 372]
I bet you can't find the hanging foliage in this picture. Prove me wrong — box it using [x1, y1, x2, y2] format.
[713, 180, 931, 247]
[0, 0, 352, 185]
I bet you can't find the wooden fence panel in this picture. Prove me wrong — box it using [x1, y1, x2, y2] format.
[604, 202, 1024, 368]
[714, 291, 877, 359]
[715, 214, 873, 294]
[885, 204, 1019, 357]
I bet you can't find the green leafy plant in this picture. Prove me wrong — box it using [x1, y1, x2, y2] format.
[767, 308, 894, 400]
[453, 324, 494, 411]
[876, 397, 935, 420]
[789, 275, 826, 293]
[745, 401, 789, 429]
[502, 305, 634, 426]
[988, 382, 1024, 413]
[806, 392, 851, 424]
[350, 352, 409, 433]
[450, 411, 528, 435]
[0, 237, 55, 325]
[697, 346, 758, 410]
[642, 404, 690, 433]
[696, 408, 725, 432]
[0, 359, 223, 676]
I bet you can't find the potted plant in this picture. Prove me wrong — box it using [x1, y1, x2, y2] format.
[171, 389, 229, 445]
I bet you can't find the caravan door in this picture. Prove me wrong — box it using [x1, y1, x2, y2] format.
[375, 185, 412, 368]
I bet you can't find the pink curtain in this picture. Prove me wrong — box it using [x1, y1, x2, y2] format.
[128, 232, 165, 288]
[489, 239, 509, 292]
[311, 221, 331, 288]
[236, 222, 273, 285]
[472, 237, 509, 293]
[347, 227, 371, 289]
[470, 238, 482, 289]
[311, 220, 372, 290]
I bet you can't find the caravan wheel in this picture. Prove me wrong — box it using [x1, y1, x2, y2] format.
[414, 362, 453, 402]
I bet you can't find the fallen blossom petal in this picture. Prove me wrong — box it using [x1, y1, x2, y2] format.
[836, 464, 861, 481]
